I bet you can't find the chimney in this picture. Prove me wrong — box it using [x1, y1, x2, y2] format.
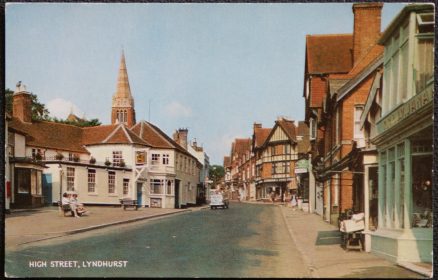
[253, 123, 262, 130]
[12, 81, 32, 123]
[352, 3, 383, 65]
[173, 128, 188, 150]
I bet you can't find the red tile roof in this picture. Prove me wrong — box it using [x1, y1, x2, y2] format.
[9, 118, 88, 153]
[306, 34, 353, 74]
[233, 138, 251, 158]
[277, 119, 297, 142]
[254, 128, 271, 148]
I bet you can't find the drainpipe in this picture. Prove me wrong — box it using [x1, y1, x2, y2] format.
[58, 164, 63, 203]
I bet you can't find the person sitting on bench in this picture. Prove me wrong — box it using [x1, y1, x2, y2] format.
[65, 193, 80, 218]
[70, 194, 87, 215]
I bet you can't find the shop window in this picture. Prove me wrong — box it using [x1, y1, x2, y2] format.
[67, 167, 75, 191]
[368, 167, 379, 230]
[412, 155, 432, 228]
[88, 169, 96, 193]
[397, 143, 405, 228]
[16, 169, 30, 194]
[150, 179, 164, 194]
[123, 178, 129, 195]
[108, 171, 116, 194]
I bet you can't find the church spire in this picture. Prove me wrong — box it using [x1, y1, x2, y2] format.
[111, 50, 136, 127]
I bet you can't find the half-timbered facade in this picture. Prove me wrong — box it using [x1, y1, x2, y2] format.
[255, 118, 298, 202]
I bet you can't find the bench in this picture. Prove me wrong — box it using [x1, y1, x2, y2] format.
[58, 201, 74, 217]
[119, 198, 138, 210]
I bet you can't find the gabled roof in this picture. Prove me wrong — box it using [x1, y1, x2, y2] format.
[132, 121, 200, 161]
[261, 118, 297, 148]
[305, 34, 353, 74]
[277, 119, 297, 142]
[254, 127, 271, 148]
[82, 124, 149, 146]
[233, 138, 251, 158]
[9, 117, 88, 153]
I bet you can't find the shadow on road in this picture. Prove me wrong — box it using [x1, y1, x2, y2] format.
[315, 230, 341, 246]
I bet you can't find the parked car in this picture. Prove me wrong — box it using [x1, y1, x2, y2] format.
[209, 191, 229, 209]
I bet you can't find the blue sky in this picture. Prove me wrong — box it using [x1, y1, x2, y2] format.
[6, 3, 405, 165]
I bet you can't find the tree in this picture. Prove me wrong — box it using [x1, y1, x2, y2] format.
[5, 88, 50, 121]
[51, 117, 101, 127]
[5, 88, 101, 127]
[208, 165, 225, 187]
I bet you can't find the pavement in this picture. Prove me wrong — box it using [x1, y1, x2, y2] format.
[5, 204, 209, 250]
[279, 205, 431, 278]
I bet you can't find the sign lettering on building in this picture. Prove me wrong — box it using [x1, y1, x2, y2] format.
[377, 85, 433, 133]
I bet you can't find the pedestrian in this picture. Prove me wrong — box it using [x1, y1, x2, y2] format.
[291, 193, 297, 210]
[270, 191, 276, 204]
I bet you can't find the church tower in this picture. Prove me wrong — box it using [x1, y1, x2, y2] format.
[111, 51, 136, 127]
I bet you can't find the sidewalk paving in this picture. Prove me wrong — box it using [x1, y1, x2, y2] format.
[5, 205, 208, 250]
[279, 205, 429, 278]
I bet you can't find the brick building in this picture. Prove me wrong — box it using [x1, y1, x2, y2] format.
[303, 2, 384, 223]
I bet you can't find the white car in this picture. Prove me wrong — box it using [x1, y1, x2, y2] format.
[209, 192, 229, 209]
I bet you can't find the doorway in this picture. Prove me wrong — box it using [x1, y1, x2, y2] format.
[137, 182, 143, 206]
[174, 179, 180, 208]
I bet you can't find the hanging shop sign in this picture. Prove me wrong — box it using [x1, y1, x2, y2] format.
[135, 151, 146, 165]
[295, 159, 309, 174]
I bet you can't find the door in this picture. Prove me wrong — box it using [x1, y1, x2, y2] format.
[174, 180, 180, 208]
[136, 183, 143, 206]
[42, 174, 52, 205]
[13, 168, 31, 208]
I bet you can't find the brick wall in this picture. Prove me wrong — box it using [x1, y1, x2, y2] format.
[13, 93, 32, 123]
[310, 76, 328, 108]
[352, 3, 383, 65]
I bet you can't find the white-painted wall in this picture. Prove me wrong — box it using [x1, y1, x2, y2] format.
[14, 134, 26, 157]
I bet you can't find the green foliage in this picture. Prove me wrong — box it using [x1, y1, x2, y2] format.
[51, 117, 101, 127]
[4, 88, 51, 121]
[5, 88, 101, 127]
[208, 165, 225, 186]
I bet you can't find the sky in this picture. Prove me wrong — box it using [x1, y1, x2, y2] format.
[6, 2, 406, 165]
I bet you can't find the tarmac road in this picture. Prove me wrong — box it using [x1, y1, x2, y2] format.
[4, 203, 309, 278]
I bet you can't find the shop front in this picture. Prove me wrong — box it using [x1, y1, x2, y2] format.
[295, 158, 309, 211]
[371, 91, 433, 262]
[10, 161, 46, 208]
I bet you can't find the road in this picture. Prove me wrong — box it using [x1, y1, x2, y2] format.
[5, 203, 309, 278]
